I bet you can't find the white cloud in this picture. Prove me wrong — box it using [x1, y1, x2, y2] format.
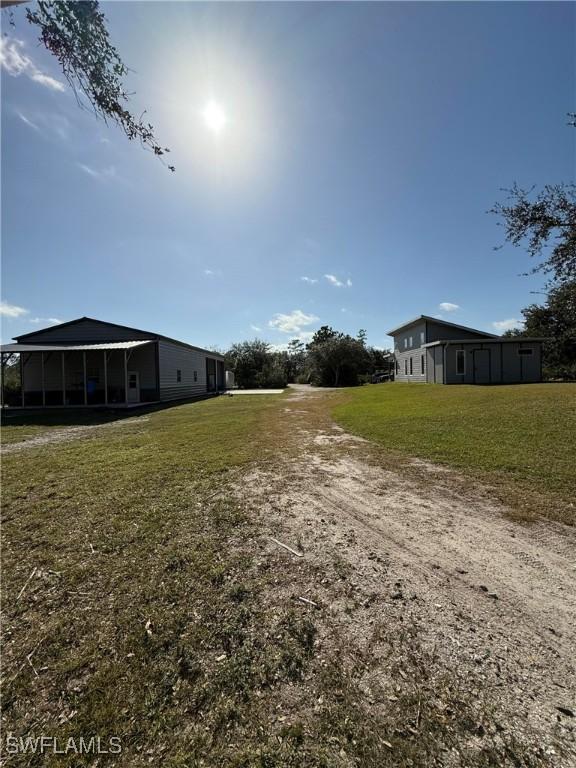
[269, 330, 315, 351]
[0, 37, 65, 92]
[204, 268, 222, 278]
[16, 111, 40, 132]
[250, 324, 262, 332]
[29, 317, 63, 326]
[300, 276, 318, 284]
[324, 274, 352, 288]
[0, 301, 28, 318]
[77, 163, 117, 181]
[268, 309, 319, 334]
[492, 318, 523, 332]
[439, 302, 460, 313]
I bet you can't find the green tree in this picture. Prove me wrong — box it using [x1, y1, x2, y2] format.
[6, 1, 173, 169]
[307, 331, 369, 387]
[224, 340, 288, 389]
[491, 183, 576, 286]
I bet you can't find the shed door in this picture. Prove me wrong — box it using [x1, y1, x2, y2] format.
[473, 350, 490, 384]
[127, 371, 140, 402]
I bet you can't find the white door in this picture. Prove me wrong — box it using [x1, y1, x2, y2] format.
[127, 371, 140, 402]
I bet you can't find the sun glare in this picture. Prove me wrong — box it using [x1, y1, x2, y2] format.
[201, 100, 227, 134]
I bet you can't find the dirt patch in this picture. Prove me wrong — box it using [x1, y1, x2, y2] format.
[236, 385, 576, 762]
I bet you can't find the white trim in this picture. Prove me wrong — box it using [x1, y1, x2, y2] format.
[456, 349, 466, 375]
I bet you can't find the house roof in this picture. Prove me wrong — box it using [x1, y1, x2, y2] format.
[12, 317, 224, 358]
[386, 315, 499, 339]
[1, 341, 153, 354]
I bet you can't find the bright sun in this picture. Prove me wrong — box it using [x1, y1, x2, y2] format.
[201, 100, 227, 134]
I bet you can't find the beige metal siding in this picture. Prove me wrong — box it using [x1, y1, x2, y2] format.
[158, 341, 221, 401]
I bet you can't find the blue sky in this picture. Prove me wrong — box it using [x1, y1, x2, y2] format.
[1, 1, 574, 351]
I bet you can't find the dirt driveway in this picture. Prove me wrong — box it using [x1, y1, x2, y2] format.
[242, 385, 576, 762]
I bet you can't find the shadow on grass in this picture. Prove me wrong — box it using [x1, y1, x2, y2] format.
[0, 393, 220, 430]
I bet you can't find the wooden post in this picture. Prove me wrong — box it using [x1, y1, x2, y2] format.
[61, 351, 66, 406]
[83, 351, 88, 406]
[41, 352, 46, 407]
[124, 349, 128, 404]
[103, 351, 108, 405]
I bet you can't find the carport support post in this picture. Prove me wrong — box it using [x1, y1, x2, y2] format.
[20, 353, 24, 407]
[41, 352, 46, 407]
[61, 351, 66, 406]
[83, 351, 88, 406]
[124, 349, 128, 404]
[103, 351, 108, 405]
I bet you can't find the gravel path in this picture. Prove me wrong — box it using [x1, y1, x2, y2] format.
[243, 385, 576, 762]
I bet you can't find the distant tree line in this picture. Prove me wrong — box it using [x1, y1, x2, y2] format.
[225, 328, 390, 389]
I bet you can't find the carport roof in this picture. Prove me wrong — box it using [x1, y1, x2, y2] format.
[422, 338, 547, 347]
[0, 340, 153, 353]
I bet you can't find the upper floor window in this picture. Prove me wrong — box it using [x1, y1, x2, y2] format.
[409, 336, 413, 347]
[456, 350, 466, 375]
[518, 348, 533, 356]
[404, 338, 408, 349]
[420, 331, 425, 344]
[194, 370, 198, 382]
[176, 369, 182, 382]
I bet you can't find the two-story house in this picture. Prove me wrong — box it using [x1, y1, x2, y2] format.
[387, 316, 545, 385]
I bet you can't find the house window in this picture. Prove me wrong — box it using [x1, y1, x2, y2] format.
[396, 360, 399, 374]
[421, 354, 425, 374]
[404, 338, 408, 349]
[176, 369, 182, 382]
[420, 331, 425, 345]
[456, 350, 466, 375]
[194, 370, 198, 382]
[409, 357, 413, 375]
[409, 336, 413, 347]
[404, 359, 408, 375]
[518, 348, 534, 356]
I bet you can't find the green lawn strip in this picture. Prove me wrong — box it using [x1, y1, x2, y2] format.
[333, 383, 576, 524]
[1, 393, 555, 765]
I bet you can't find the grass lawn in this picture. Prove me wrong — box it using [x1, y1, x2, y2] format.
[333, 383, 576, 524]
[1, 391, 562, 766]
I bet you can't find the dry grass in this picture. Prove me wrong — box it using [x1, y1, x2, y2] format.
[1, 392, 560, 765]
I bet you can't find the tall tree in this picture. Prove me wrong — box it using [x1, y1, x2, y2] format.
[491, 183, 576, 285]
[5, 1, 173, 169]
[307, 331, 369, 387]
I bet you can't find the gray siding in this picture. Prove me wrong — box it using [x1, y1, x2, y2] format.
[426, 321, 495, 343]
[18, 319, 153, 344]
[158, 340, 222, 401]
[442, 341, 542, 385]
[426, 346, 445, 384]
[393, 320, 427, 382]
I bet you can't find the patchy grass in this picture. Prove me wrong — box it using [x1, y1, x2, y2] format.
[1, 392, 558, 765]
[333, 383, 576, 524]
